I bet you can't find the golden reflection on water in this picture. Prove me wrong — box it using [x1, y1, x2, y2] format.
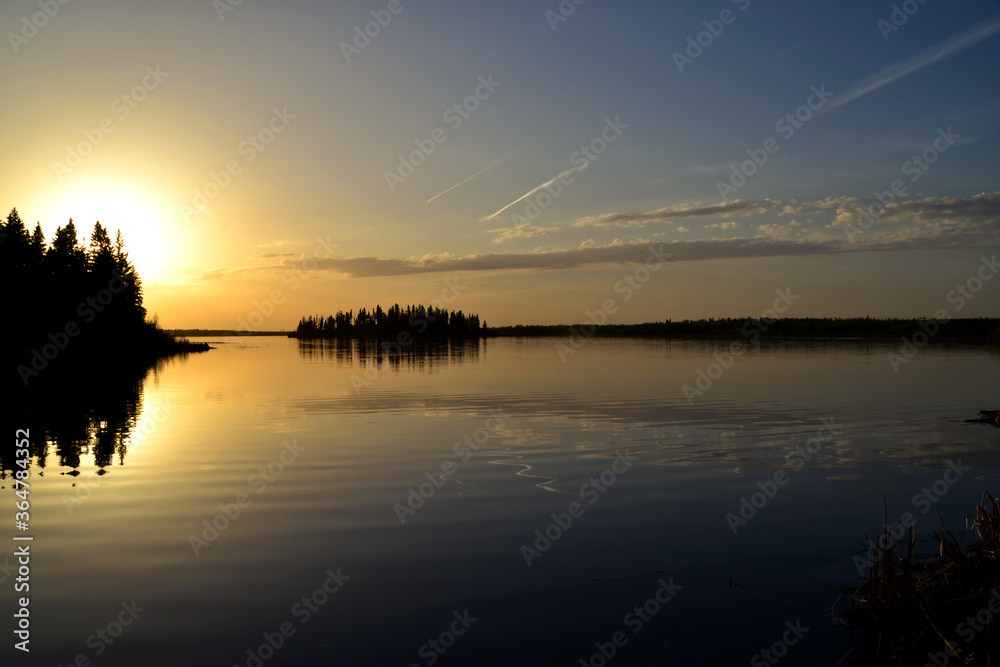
[3, 336, 998, 665]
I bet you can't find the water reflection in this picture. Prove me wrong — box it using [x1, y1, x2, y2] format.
[5, 336, 1000, 666]
[296, 336, 482, 370]
[0, 354, 182, 477]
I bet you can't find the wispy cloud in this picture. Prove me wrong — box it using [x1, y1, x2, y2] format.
[823, 16, 1000, 114]
[256, 252, 300, 259]
[202, 192, 1000, 280]
[301, 239, 843, 277]
[767, 38, 806, 60]
[426, 152, 517, 203]
[480, 162, 591, 221]
[573, 200, 779, 227]
[686, 162, 731, 174]
[488, 223, 560, 244]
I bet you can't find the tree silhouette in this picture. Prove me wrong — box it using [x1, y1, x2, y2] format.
[0, 206, 189, 372]
[294, 303, 482, 339]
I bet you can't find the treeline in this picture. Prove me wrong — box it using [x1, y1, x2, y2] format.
[293, 304, 483, 338]
[0, 209, 145, 342]
[0, 207, 207, 388]
[484, 317, 1000, 341]
[167, 329, 292, 337]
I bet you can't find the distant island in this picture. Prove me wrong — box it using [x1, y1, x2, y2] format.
[292, 305, 483, 339]
[0, 208, 207, 388]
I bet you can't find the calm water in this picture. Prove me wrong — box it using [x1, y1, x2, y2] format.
[4, 336, 1000, 666]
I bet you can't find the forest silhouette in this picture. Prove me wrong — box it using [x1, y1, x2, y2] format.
[0, 207, 205, 388]
[294, 304, 482, 338]
[0, 207, 204, 475]
[1, 209, 144, 342]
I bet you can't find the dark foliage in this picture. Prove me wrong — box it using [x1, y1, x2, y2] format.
[483, 317, 1000, 341]
[0, 210, 145, 343]
[0, 207, 207, 388]
[293, 303, 482, 339]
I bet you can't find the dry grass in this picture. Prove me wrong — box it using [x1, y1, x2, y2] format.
[839, 494, 1000, 665]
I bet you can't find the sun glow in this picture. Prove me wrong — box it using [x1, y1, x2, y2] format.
[37, 183, 177, 282]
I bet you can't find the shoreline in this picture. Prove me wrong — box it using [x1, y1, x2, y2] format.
[178, 317, 1000, 344]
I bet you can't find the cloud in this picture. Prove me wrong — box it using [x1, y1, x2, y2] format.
[488, 223, 560, 244]
[256, 252, 300, 259]
[823, 17, 1000, 114]
[827, 191, 1000, 248]
[202, 192, 1000, 281]
[686, 163, 731, 174]
[253, 239, 313, 250]
[573, 199, 778, 228]
[756, 219, 803, 241]
[705, 221, 742, 230]
[828, 191, 1000, 229]
[300, 238, 844, 278]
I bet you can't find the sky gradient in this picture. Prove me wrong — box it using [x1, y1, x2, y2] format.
[2, 0, 998, 327]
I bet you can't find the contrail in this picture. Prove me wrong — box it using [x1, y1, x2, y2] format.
[426, 152, 518, 203]
[480, 162, 591, 221]
[823, 16, 1000, 114]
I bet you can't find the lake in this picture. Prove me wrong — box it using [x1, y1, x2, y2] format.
[7, 335, 1000, 666]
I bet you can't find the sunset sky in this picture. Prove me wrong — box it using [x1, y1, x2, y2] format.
[2, 0, 998, 328]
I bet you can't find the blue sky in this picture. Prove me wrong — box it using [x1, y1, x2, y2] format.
[1, 0, 997, 326]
